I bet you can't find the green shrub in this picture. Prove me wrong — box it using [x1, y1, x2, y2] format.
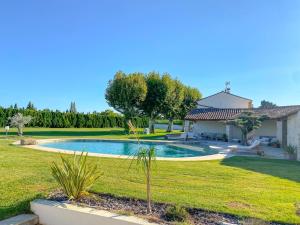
[0, 106, 149, 128]
[165, 205, 189, 222]
[51, 152, 101, 200]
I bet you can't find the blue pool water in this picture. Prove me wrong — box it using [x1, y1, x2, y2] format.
[40, 140, 217, 158]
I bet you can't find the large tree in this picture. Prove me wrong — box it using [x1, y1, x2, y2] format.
[69, 102, 77, 113]
[105, 71, 147, 131]
[141, 72, 168, 133]
[161, 74, 185, 132]
[259, 100, 277, 109]
[179, 86, 202, 121]
[26, 101, 36, 110]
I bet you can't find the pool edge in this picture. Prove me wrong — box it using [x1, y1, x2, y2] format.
[14, 138, 233, 161]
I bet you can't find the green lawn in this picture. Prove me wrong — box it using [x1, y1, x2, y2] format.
[0, 128, 300, 224]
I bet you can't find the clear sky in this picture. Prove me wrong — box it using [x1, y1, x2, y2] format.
[1, 0, 300, 112]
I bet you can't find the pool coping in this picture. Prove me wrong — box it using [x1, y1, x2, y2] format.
[15, 138, 233, 161]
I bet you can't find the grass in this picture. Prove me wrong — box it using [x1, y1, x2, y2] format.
[0, 128, 300, 224]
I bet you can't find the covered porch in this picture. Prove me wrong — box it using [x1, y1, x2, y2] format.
[187, 119, 284, 146]
[185, 106, 300, 151]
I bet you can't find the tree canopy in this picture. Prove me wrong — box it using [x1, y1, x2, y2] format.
[105, 71, 202, 133]
[259, 100, 277, 109]
[10, 113, 32, 136]
[141, 72, 168, 133]
[228, 112, 267, 145]
[69, 102, 77, 113]
[179, 86, 202, 120]
[26, 101, 36, 110]
[161, 74, 185, 132]
[105, 71, 147, 126]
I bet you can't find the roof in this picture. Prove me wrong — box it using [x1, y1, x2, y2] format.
[198, 91, 252, 102]
[185, 105, 300, 121]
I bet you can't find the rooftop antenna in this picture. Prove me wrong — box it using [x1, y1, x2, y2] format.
[225, 81, 231, 93]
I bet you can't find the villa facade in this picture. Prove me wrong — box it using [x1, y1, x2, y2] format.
[185, 90, 300, 159]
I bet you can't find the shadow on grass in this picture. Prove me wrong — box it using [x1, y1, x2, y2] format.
[221, 156, 300, 183]
[0, 194, 43, 221]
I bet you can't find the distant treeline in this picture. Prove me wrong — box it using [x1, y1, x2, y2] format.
[0, 107, 149, 128]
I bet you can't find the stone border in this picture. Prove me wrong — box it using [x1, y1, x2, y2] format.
[15, 138, 232, 161]
[0, 214, 38, 225]
[31, 199, 158, 225]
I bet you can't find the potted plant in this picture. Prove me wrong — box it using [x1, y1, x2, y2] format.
[284, 145, 297, 160]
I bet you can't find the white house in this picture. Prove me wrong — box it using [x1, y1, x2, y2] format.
[185, 89, 300, 159]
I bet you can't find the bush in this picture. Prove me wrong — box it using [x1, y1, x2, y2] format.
[51, 152, 101, 200]
[165, 205, 189, 222]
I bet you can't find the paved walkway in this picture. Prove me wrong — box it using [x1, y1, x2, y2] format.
[190, 140, 285, 160]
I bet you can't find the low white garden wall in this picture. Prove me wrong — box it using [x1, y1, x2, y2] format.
[31, 199, 158, 225]
[154, 124, 182, 130]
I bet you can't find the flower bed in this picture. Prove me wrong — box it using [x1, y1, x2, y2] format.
[48, 191, 240, 225]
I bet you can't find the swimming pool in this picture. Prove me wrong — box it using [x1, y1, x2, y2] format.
[40, 140, 218, 158]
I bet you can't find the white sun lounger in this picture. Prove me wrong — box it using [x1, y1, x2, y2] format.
[229, 140, 261, 152]
[166, 132, 197, 140]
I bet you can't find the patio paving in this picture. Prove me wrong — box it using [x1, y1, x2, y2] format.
[191, 140, 286, 160]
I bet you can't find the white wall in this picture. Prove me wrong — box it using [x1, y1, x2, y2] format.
[276, 121, 283, 143]
[154, 124, 182, 130]
[31, 200, 157, 225]
[192, 121, 226, 135]
[226, 125, 242, 140]
[253, 120, 277, 137]
[193, 120, 278, 141]
[197, 92, 252, 109]
[287, 112, 300, 149]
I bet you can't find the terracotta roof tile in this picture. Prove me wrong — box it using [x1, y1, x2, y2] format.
[185, 105, 300, 121]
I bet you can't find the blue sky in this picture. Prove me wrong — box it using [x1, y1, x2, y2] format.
[1, 0, 300, 112]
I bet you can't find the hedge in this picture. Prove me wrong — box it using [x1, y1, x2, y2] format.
[0, 107, 149, 128]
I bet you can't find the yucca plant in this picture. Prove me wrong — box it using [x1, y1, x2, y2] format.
[284, 145, 297, 160]
[136, 147, 156, 214]
[128, 121, 156, 214]
[51, 152, 101, 200]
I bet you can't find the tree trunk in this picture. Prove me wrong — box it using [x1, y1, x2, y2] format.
[149, 118, 155, 134]
[166, 119, 173, 132]
[124, 117, 131, 134]
[242, 132, 247, 145]
[17, 126, 23, 136]
[146, 160, 152, 214]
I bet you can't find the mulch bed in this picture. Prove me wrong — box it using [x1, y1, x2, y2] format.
[47, 190, 281, 225]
